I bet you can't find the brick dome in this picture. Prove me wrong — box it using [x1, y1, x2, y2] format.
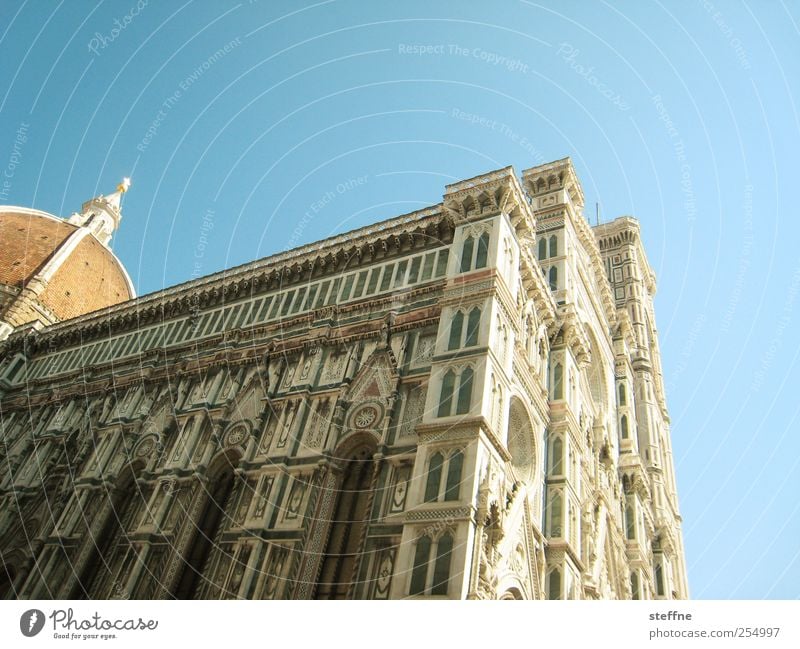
[0, 207, 134, 326]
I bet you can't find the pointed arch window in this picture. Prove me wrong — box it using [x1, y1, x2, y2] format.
[618, 382, 627, 406]
[552, 363, 563, 400]
[437, 367, 474, 417]
[549, 234, 558, 257]
[625, 504, 636, 540]
[458, 229, 491, 273]
[620, 415, 629, 439]
[409, 532, 454, 597]
[443, 450, 463, 501]
[550, 436, 564, 475]
[424, 453, 444, 502]
[448, 312, 464, 350]
[460, 237, 474, 273]
[538, 238, 547, 260]
[437, 371, 456, 418]
[465, 308, 481, 347]
[410, 536, 432, 595]
[548, 568, 561, 600]
[431, 533, 453, 595]
[475, 232, 490, 269]
[547, 489, 563, 537]
[631, 571, 640, 600]
[456, 367, 473, 415]
[654, 560, 665, 597]
[548, 266, 558, 291]
[425, 449, 464, 502]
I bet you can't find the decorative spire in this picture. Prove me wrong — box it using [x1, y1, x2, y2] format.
[67, 177, 131, 247]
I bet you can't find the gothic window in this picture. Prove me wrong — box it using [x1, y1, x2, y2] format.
[456, 367, 473, 415]
[654, 559, 665, 597]
[437, 370, 456, 417]
[548, 266, 558, 291]
[410, 536, 432, 595]
[552, 362, 563, 400]
[548, 568, 561, 599]
[538, 238, 547, 260]
[424, 453, 444, 502]
[631, 571, 640, 600]
[620, 415, 629, 439]
[459, 231, 491, 273]
[465, 307, 481, 347]
[443, 451, 463, 501]
[448, 312, 464, 351]
[549, 234, 558, 257]
[447, 307, 481, 350]
[475, 232, 490, 269]
[437, 366, 474, 418]
[625, 504, 636, 540]
[409, 532, 454, 597]
[424, 450, 464, 502]
[618, 382, 627, 406]
[549, 436, 563, 475]
[547, 489, 563, 537]
[460, 236, 474, 273]
[431, 533, 453, 595]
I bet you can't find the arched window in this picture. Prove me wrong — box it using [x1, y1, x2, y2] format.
[431, 533, 453, 595]
[550, 437, 563, 475]
[460, 237, 474, 273]
[456, 367, 473, 415]
[409, 533, 454, 597]
[548, 266, 558, 291]
[465, 308, 481, 347]
[448, 312, 464, 351]
[444, 451, 463, 501]
[549, 235, 558, 257]
[424, 453, 444, 502]
[538, 238, 547, 260]
[618, 382, 627, 406]
[631, 571, 640, 600]
[620, 415, 629, 439]
[625, 504, 636, 540]
[437, 371, 456, 417]
[410, 536, 432, 595]
[548, 568, 561, 600]
[549, 490, 563, 537]
[654, 560, 665, 597]
[475, 232, 490, 269]
[553, 363, 563, 400]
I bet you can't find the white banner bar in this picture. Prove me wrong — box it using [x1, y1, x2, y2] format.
[2, 600, 798, 648]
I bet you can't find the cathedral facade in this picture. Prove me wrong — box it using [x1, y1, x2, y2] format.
[0, 158, 688, 600]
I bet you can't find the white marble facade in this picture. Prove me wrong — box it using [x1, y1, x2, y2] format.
[0, 158, 687, 600]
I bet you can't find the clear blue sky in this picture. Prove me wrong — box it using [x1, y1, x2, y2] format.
[1, 0, 798, 599]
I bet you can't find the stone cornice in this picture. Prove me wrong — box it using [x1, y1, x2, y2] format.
[2, 206, 452, 356]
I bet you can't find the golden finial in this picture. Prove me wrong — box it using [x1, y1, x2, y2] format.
[117, 177, 131, 194]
